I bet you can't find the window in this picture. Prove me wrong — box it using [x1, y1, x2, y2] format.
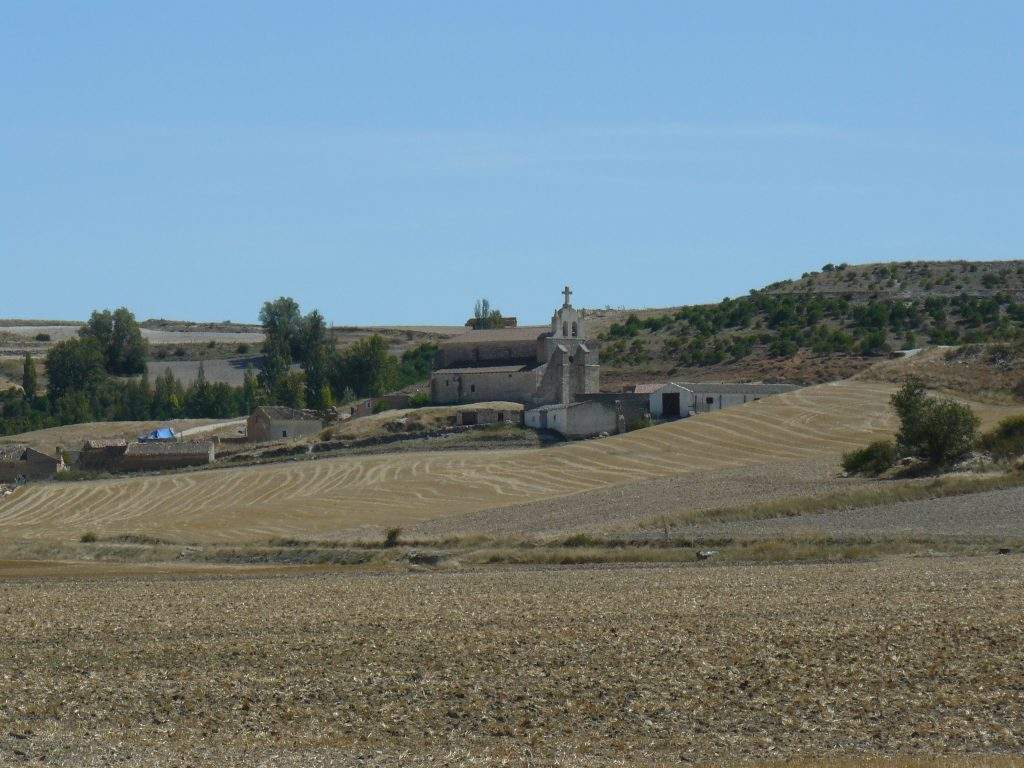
[282, 430, 288, 437]
[705, 396, 714, 405]
[571, 321, 578, 337]
[562, 321, 568, 336]
[470, 384, 476, 393]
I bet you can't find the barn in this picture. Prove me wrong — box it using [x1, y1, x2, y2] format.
[636, 382, 693, 420]
[247, 406, 323, 443]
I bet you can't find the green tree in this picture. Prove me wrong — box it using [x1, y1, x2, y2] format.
[471, 298, 504, 330]
[241, 366, 266, 414]
[330, 335, 396, 398]
[80, 307, 148, 375]
[21, 354, 38, 402]
[891, 376, 979, 465]
[45, 338, 106, 400]
[272, 369, 306, 408]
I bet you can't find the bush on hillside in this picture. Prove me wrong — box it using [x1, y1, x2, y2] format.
[892, 377, 979, 466]
[978, 414, 1024, 460]
[841, 440, 897, 476]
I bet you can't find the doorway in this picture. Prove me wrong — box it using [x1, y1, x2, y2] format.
[662, 392, 681, 418]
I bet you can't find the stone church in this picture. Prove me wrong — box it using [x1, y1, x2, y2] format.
[430, 287, 599, 406]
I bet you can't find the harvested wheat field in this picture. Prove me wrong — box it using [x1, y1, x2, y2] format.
[1, 555, 1022, 766]
[0, 381, 1020, 543]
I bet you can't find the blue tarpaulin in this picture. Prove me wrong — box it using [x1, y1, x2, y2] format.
[139, 427, 176, 442]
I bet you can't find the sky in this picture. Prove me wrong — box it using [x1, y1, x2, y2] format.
[2, 2, 1023, 325]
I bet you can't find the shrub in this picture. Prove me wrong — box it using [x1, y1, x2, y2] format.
[372, 400, 391, 414]
[979, 415, 1024, 460]
[173, 347, 186, 357]
[841, 440, 897, 476]
[409, 393, 431, 408]
[236, 343, 250, 354]
[80, 531, 98, 543]
[383, 527, 401, 548]
[34, 333, 51, 342]
[892, 377, 979, 466]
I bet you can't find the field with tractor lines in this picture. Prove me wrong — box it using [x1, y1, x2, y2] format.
[0, 380, 1019, 543]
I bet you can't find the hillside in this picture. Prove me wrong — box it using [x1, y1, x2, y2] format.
[1, 380, 1018, 543]
[592, 260, 1024, 389]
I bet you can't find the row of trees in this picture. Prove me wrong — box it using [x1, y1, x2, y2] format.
[257, 297, 435, 410]
[1, 300, 439, 436]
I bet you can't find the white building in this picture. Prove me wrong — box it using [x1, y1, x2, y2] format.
[635, 382, 693, 419]
[524, 400, 620, 438]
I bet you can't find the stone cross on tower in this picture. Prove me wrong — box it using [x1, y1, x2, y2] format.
[562, 285, 572, 308]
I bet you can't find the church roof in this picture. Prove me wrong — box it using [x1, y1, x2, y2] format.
[441, 326, 548, 345]
[434, 363, 537, 375]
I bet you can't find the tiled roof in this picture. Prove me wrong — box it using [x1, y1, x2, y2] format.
[632, 383, 666, 394]
[440, 326, 548, 345]
[0, 444, 27, 462]
[671, 382, 800, 394]
[253, 406, 321, 422]
[125, 441, 213, 456]
[434, 364, 535, 375]
[82, 439, 129, 450]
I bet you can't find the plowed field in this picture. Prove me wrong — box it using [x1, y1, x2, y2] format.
[0, 381, 1018, 542]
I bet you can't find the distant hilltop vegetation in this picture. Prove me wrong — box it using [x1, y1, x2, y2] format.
[594, 260, 1024, 387]
[764, 260, 1024, 301]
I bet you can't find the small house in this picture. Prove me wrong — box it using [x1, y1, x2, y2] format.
[247, 406, 323, 443]
[0, 445, 65, 482]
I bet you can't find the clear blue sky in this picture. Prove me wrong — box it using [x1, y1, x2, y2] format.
[3, 2, 1022, 325]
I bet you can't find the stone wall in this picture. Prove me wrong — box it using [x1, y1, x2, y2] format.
[430, 368, 544, 405]
[248, 415, 323, 443]
[576, 393, 649, 428]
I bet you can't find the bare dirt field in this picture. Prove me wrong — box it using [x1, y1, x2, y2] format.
[1, 555, 1021, 767]
[0, 381, 1018, 543]
[674, 483, 1024, 541]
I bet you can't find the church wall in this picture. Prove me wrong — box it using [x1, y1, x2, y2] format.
[430, 368, 544, 405]
[436, 339, 539, 368]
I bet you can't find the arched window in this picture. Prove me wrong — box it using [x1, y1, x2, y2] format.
[571, 321, 578, 337]
[562, 321, 568, 336]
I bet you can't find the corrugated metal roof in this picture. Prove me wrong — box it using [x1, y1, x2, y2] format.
[632, 383, 665, 394]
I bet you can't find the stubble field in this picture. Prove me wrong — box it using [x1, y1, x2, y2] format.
[1, 380, 1018, 543]
[1, 555, 1022, 767]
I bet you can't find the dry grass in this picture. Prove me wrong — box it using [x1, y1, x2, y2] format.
[1, 556, 1022, 766]
[1, 381, 1019, 543]
[0, 417, 224, 453]
[325, 401, 523, 440]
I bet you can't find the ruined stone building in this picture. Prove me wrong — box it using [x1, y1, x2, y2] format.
[0, 445, 64, 482]
[430, 286, 599, 407]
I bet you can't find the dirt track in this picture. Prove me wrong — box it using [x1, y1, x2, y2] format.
[0, 381, 1018, 542]
[1, 556, 1022, 766]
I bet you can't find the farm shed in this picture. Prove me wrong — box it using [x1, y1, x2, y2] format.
[634, 382, 694, 419]
[525, 400, 619, 439]
[671, 382, 799, 413]
[77, 439, 129, 471]
[0, 445, 65, 482]
[118, 441, 215, 472]
[247, 406, 323, 443]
